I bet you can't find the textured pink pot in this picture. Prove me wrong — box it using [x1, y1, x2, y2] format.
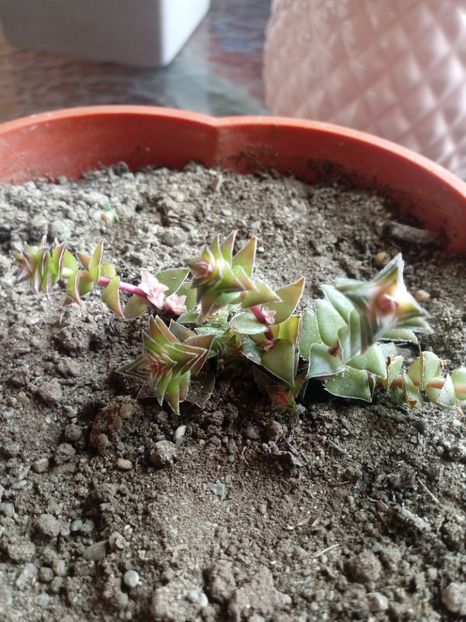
[264, 0, 466, 177]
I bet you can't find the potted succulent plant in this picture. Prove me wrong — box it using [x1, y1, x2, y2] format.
[1, 107, 466, 622]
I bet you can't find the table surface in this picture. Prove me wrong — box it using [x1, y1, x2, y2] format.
[0, 0, 270, 124]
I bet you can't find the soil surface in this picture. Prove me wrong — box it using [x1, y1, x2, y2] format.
[0, 163, 465, 622]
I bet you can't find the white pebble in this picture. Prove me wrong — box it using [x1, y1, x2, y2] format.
[442, 582, 466, 615]
[174, 425, 186, 443]
[123, 570, 140, 589]
[116, 458, 133, 471]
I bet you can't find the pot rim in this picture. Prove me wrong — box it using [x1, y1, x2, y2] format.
[0, 105, 465, 251]
[0, 104, 464, 193]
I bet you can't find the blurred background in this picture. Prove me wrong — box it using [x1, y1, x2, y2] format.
[0, 0, 269, 120]
[0, 0, 465, 176]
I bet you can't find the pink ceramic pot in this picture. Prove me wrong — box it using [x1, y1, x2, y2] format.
[264, 0, 466, 177]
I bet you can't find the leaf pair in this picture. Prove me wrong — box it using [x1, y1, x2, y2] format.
[230, 278, 305, 335]
[188, 231, 259, 321]
[12, 238, 77, 296]
[119, 316, 214, 414]
[385, 351, 466, 411]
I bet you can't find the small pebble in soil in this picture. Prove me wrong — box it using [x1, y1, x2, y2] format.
[52, 559, 67, 577]
[116, 458, 133, 471]
[35, 378, 63, 405]
[210, 481, 227, 501]
[374, 251, 390, 267]
[6, 540, 36, 563]
[445, 443, 466, 462]
[367, 592, 389, 612]
[70, 519, 83, 532]
[265, 420, 283, 441]
[442, 582, 466, 616]
[204, 561, 236, 604]
[414, 288, 431, 303]
[38, 567, 54, 583]
[245, 425, 261, 440]
[36, 593, 51, 608]
[15, 563, 38, 590]
[174, 425, 186, 444]
[109, 532, 127, 551]
[32, 458, 49, 473]
[49, 576, 64, 594]
[149, 440, 177, 468]
[0, 442, 21, 459]
[123, 570, 140, 589]
[345, 550, 382, 583]
[0, 502, 15, 517]
[64, 423, 82, 443]
[54, 443, 76, 465]
[83, 540, 108, 561]
[186, 590, 209, 607]
[35, 514, 61, 539]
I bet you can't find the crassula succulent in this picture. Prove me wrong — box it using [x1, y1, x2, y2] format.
[13, 231, 466, 416]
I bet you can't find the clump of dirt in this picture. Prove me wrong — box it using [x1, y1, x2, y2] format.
[0, 163, 465, 622]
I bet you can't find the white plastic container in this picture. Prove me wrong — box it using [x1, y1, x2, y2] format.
[0, 0, 210, 67]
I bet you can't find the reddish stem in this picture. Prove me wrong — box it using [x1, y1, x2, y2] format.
[251, 305, 274, 341]
[390, 377, 465, 393]
[97, 276, 147, 299]
[251, 305, 266, 323]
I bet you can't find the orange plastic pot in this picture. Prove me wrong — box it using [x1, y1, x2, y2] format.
[0, 105, 465, 252]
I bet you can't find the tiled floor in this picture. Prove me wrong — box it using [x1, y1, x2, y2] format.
[0, 0, 270, 123]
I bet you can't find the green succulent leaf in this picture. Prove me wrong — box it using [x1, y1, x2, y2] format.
[240, 281, 281, 308]
[452, 368, 466, 401]
[402, 372, 423, 407]
[240, 337, 263, 365]
[337, 310, 363, 362]
[315, 299, 347, 347]
[420, 352, 442, 386]
[382, 328, 419, 345]
[156, 267, 190, 296]
[436, 375, 457, 409]
[88, 241, 104, 281]
[267, 278, 305, 324]
[77, 251, 91, 270]
[321, 284, 355, 322]
[168, 320, 196, 342]
[348, 344, 387, 378]
[101, 277, 124, 317]
[230, 312, 268, 335]
[261, 340, 297, 386]
[298, 309, 321, 360]
[66, 270, 82, 304]
[100, 262, 117, 278]
[232, 236, 257, 277]
[271, 315, 301, 345]
[177, 310, 201, 325]
[164, 374, 186, 415]
[386, 355, 404, 388]
[324, 367, 374, 402]
[307, 342, 345, 379]
[123, 294, 150, 319]
[220, 230, 236, 263]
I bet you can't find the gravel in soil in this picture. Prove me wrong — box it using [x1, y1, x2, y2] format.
[0, 163, 465, 621]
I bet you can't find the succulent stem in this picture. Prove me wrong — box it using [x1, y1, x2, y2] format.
[97, 276, 147, 299]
